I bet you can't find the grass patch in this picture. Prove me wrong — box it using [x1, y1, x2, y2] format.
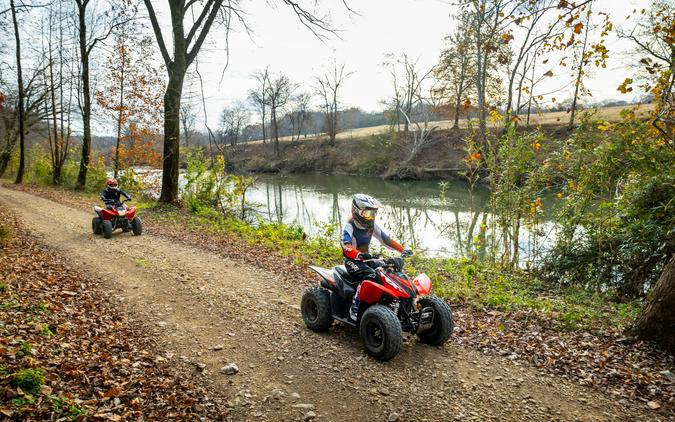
[48, 395, 87, 419]
[16, 340, 32, 359]
[11, 368, 44, 395]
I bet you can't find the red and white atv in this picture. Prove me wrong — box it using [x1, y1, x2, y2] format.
[301, 254, 453, 361]
[92, 200, 142, 239]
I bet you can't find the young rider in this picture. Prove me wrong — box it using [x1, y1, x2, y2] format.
[342, 193, 412, 321]
[101, 178, 132, 210]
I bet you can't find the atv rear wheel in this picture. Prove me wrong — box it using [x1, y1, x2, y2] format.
[102, 220, 113, 239]
[131, 217, 143, 236]
[359, 305, 402, 361]
[416, 296, 453, 346]
[91, 217, 102, 235]
[301, 287, 333, 331]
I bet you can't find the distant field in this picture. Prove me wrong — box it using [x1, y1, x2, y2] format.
[254, 104, 655, 145]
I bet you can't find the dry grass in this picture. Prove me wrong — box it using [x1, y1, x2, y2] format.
[253, 103, 655, 145]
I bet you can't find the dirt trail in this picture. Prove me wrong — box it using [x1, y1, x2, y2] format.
[0, 186, 659, 421]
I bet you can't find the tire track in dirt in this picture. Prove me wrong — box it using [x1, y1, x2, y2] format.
[0, 186, 660, 421]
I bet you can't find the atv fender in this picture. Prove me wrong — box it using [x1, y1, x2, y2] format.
[413, 273, 432, 296]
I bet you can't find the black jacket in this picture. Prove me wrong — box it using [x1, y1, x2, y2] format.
[101, 188, 131, 205]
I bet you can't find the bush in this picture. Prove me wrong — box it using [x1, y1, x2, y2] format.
[540, 115, 675, 297]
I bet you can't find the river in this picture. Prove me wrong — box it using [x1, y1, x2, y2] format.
[243, 173, 558, 261]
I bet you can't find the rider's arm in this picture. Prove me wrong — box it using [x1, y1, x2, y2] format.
[373, 224, 404, 253]
[341, 223, 360, 260]
[119, 189, 131, 200]
[100, 189, 108, 201]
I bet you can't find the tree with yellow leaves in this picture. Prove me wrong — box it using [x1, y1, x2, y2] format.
[95, 30, 164, 176]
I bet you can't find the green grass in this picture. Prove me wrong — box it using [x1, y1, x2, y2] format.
[415, 257, 639, 332]
[48, 395, 87, 419]
[16, 340, 32, 359]
[11, 368, 44, 396]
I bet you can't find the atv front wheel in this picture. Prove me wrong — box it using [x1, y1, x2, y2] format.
[359, 305, 402, 361]
[91, 217, 102, 235]
[301, 287, 333, 331]
[416, 296, 453, 346]
[131, 217, 143, 236]
[102, 220, 113, 239]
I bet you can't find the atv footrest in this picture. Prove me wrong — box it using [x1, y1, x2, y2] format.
[333, 315, 357, 328]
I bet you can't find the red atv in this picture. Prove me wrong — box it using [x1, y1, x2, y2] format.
[301, 254, 453, 361]
[92, 200, 142, 239]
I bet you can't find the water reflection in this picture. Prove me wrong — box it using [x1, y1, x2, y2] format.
[244, 173, 556, 259]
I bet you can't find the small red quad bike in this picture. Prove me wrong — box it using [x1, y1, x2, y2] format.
[301, 255, 453, 361]
[92, 200, 142, 239]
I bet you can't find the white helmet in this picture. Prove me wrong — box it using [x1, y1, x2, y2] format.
[351, 194, 381, 229]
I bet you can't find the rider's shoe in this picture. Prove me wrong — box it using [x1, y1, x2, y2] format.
[349, 297, 359, 322]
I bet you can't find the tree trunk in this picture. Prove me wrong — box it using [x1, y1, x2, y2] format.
[11, 0, 26, 185]
[76, 1, 92, 190]
[627, 255, 675, 352]
[114, 46, 126, 179]
[0, 150, 11, 177]
[159, 67, 185, 204]
[569, 11, 591, 130]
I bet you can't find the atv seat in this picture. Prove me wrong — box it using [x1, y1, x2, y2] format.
[333, 265, 359, 299]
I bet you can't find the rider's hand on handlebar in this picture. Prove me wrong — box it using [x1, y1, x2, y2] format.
[401, 249, 413, 258]
[357, 252, 373, 260]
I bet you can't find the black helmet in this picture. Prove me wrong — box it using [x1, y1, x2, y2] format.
[351, 193, 381, 229]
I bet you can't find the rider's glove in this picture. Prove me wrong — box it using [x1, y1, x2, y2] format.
[357, 252, 373, 260]
[402, 249, 413, 258]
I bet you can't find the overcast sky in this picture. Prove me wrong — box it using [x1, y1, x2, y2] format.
[148, 0, 648, 130]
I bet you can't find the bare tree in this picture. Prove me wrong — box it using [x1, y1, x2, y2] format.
[9, 0, 25, 184]
[180, 101, 197, 148]
[248, 66, 270, 143]
[264, 72, 295, 157]
[314, 59, 351, 145]
[143, 0, 343, 203]
[43, 0, 76, 183]
[383, 54, 434, 136]
[568, 7, 592, 129]
[74, 0, 131, 189]
[287, 91, 311, 141]
[219, 100, 249, 146]
[502, 0, 561, 122]
[458, 0, 525, 141]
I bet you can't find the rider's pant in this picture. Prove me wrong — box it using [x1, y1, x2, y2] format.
[345, 259, 379, 320]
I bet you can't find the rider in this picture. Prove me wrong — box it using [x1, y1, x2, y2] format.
[101, 178, 131, 210]
[342, 193, 412, 321]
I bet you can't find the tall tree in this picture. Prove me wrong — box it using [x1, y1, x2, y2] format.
[314, 59, 351, 145]
[143, 1, 340, 203]
[218, 101, 249, 146]
[9, 0, 25, 184]
[264, 72, 295, 157]
[95, 31, 163, 176]
[628, 255, 675, 352]
[74, 0, 130, 189]
[435, 19, 475, 129]
[248, 66, 270, 143]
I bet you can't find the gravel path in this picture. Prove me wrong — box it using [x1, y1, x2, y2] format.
[0, 186, 662, 422]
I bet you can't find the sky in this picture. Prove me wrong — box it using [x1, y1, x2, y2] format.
[145, 0, 649, 130]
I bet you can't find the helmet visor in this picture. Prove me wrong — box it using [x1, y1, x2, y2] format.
[360, 208, 378, 221]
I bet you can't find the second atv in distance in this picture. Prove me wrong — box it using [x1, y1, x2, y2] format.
[301, 254, 453, 361]
[92, 199, 142, 239]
